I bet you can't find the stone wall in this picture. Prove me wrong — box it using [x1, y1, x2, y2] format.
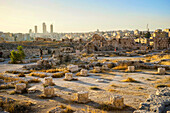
[1, 49, 48, 58]
[134, 87, 170, 113]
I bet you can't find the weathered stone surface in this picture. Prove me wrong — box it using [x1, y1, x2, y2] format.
[138, 87, 170, 113]
[67, 65, 79, 72]
[76, 91, 89, 103]
[80, 69, 88, 76]
[156, 87, 170, 96]
[48, 106, 66, 113]
[44, 77, 53, 85]
[128, 66, 135, 72]
[96, 79, 105, 83]
[65, 73, 73, 80]
[44, 86, 55, 97]
[133, 110, 148, 113]
[94, 66, 101, 73]
[110, 95, 125, 109]
[15, 83, 26, 93]
[158, 68, 166, 75]
[139, 102, 151, 111]
[102, 64, 109, 70]
[28, 85, 43, 93]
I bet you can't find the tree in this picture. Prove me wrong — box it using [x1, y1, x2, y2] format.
[145, 32, 151, 38]
[10, 46, 25, 64]
[17, 46, 25, 59]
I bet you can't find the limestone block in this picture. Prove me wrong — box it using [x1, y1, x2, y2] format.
[94, 67, 101, 72]
[80, 69, 88, 76]
[65, 73, 73, 80]
[128, 66, 135, 72]
[67, 65, 79, 72]
[102, 65, 109, 70]
[37, 60, 43, 65]
[133, 110, 147, 113]
[96, 79, 105, 83]
[158, 68, 166, 75]
[44, 77, 53, 85]
[44, 86, 54, 97]
[15, 83, 26, 93]
[76, 91, 89, 103]
[110, 95, 124, 109]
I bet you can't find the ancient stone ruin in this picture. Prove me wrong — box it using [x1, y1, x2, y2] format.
[15, 83, 26, 93]
[76, 91, 89, 103]
[43, 86, 55, 97]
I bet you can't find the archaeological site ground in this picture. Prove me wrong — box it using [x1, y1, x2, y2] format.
[0, 34, 169, 113]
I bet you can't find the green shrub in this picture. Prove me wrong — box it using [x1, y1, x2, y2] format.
[17, 46, 25, 59]
[10, 46, 25, 64]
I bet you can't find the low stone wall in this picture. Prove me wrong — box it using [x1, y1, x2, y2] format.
[1, 49, 48, 58]
[134, 87, 170, 113]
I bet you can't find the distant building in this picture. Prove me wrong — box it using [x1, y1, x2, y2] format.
[29, 29, 32, 34]
[50, 24, 53, 33]
[164, 28, 170, 33]
[43, 22, 47, 34]
[35, 25, 37, 33]
[134, 29, 139, 36]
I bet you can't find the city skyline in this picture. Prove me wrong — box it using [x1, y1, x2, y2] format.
[0, 0, 170, 33]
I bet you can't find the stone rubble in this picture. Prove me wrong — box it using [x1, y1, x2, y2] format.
[65, 73, 73, 81]
[76, 91, 89, 103]
[134, 87, 170, 113]
[157, 68, 166, 75]
[67, 65, 79, 72]
[44, 77, 53, 85]
[80, 69, 88, 76]
[44, 86, 55, 97]
[128, 66, 135, 72]
[15, 83, 26, 93]
[110, 95, 125, 109]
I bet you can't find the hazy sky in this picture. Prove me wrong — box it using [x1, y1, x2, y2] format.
[0, 0, 170, 33]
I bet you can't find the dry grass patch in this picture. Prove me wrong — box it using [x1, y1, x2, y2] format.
[110, 84, 119, 88]
[52, 72, 64, 78]
[113, 64, 128, 70]
[155, 84, 170, 88]
[58, 105, 74, 113]
[28, 78, 41, 83]
[89, 69, 105, 73]
[154, 77, 170, 84]
[45, 69, 59, 73]
[0, 84, 15, 89]
[29, 73, 48, 78]
[89, 86, 101, 90]
[136, 86, 144, 90]
[75, 72, 89, 77]
[160, 61, 170, 65]
[121, 77, 140, 83]
[18, 73, 26, 77]
[0, 75, 19, 83]
[0, 100, 32, 113]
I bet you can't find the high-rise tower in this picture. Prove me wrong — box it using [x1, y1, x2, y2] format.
[35, 25, 37, 33]
[50, 24, 53, 33]
[42, 22, 46, 33]
[147, 24, 149, 32]
[29, 29, 32, 34]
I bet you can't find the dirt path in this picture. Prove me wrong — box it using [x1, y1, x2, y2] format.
[0, 59, 35, 73]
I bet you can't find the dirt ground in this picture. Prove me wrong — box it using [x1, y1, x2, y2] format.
[1, 67, 169, 113]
